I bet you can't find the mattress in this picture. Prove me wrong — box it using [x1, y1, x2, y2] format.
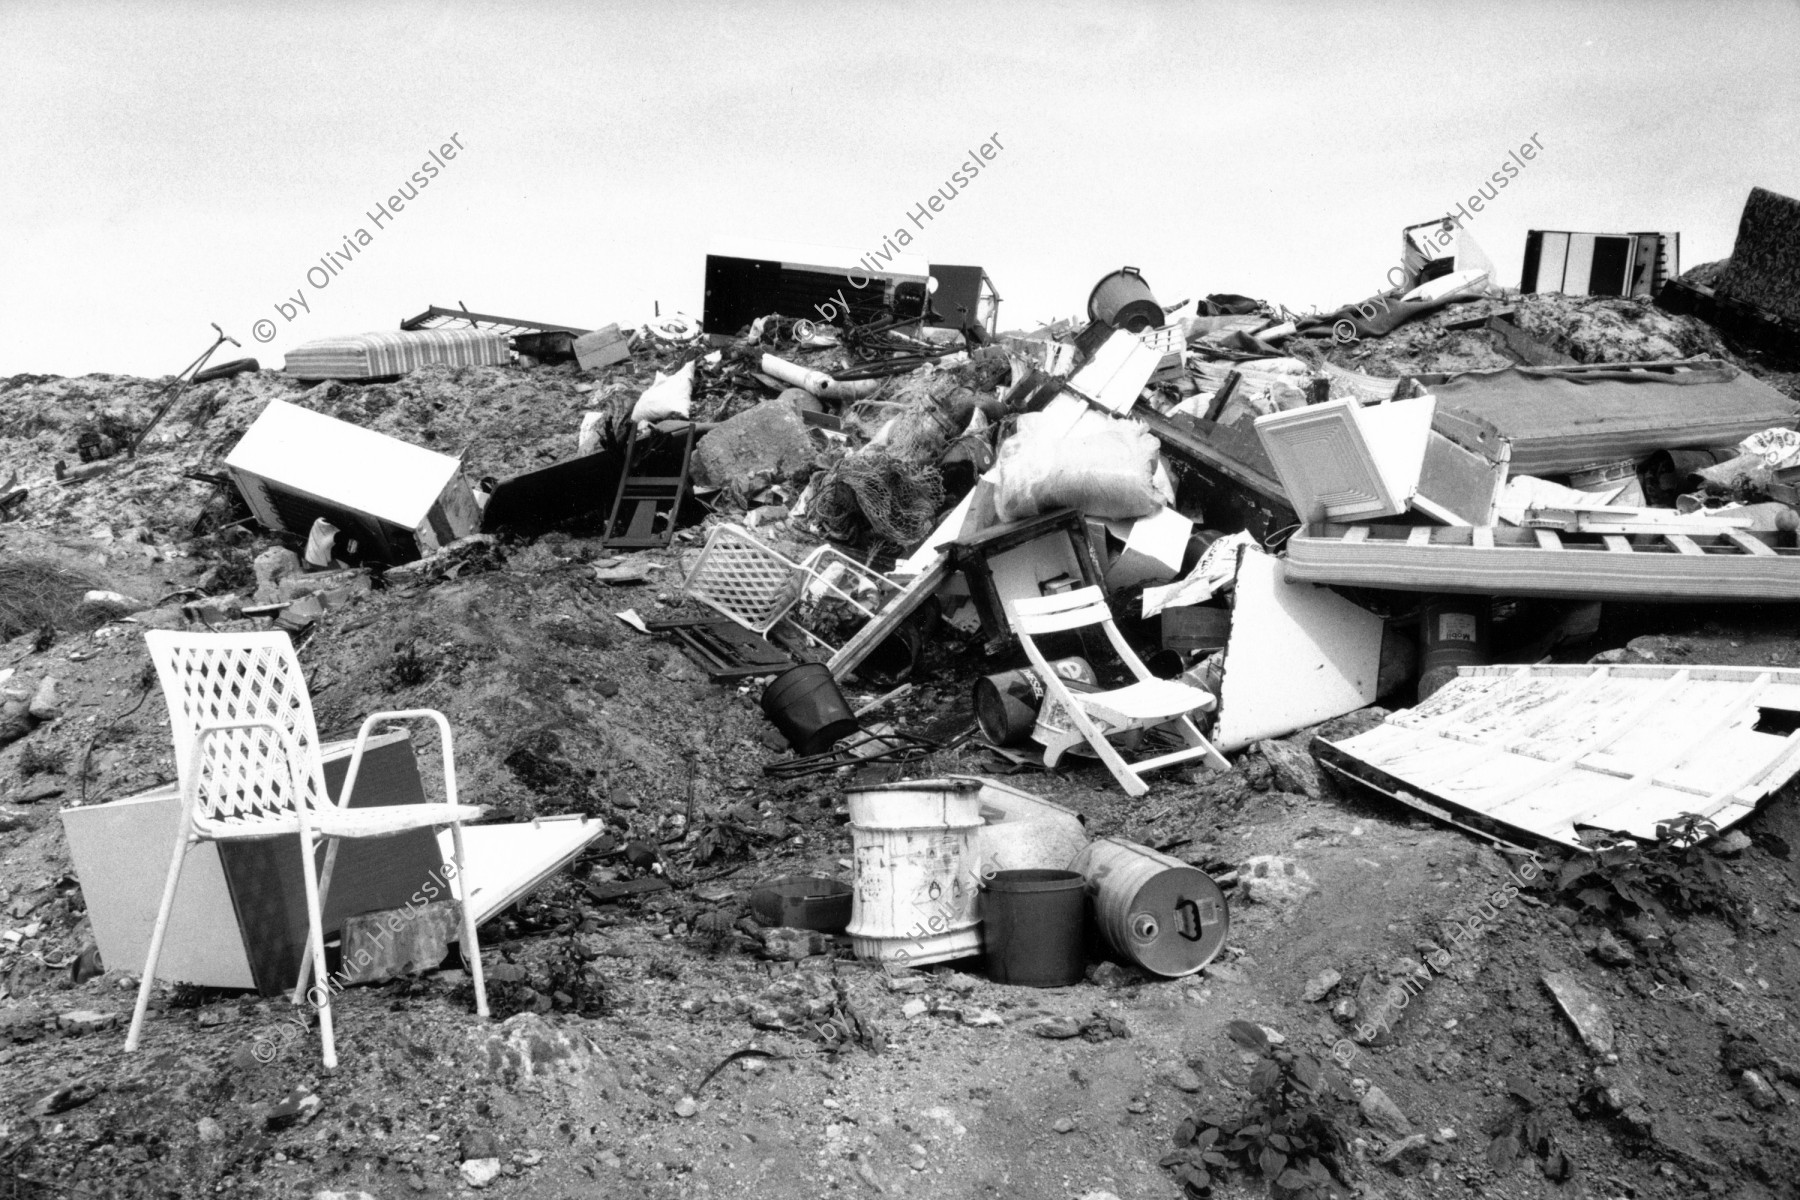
[283, 328, 511, 380]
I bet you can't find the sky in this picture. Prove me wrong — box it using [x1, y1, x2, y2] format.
[3, 0, 1797, 378]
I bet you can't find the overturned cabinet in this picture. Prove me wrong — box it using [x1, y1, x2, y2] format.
[225, 399, 481, 564]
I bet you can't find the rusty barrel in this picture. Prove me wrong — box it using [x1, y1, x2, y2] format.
[1071, 837, 1228, 978]
[845, 778, 985, 967]
[973, 656, 1095, 746]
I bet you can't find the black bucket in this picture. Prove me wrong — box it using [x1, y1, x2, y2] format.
[982, 869, 1089, 987]
[761, 664, 859, 755]
[1087, 267, 1163, 333]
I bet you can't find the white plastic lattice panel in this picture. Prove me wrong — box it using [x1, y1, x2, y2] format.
[146, 631, 329, 830]
[682, 525, 806, 634]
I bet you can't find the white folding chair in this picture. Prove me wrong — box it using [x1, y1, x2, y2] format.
[126, 630, 490, 1069]
[1005, 586, 1230, 797]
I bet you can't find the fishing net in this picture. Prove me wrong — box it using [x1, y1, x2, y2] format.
[805, 451, 945, 550]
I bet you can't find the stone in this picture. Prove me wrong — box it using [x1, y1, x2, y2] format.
[1032, 1016, 1084, 1040]
[901, 999, 929, 1019]
[15, 778, 64, 804]
[1303, 968, 1342, 1002]
[460, 1157, 503, 1188]
[692, 400, 817, 490]
[253, 547, 304, 598]
[1360, 1085, 1412, 1137]
[762, 927, 829, 962]
[886, 974, 929, 994]
[1739, 1069, 1783, 1110]
[313, 1192, 379, 1200]
[1377, 1132, 1432, 1175]
[55, 1009, 119, 1035]
[674, 1096, 699, 1118]
[1089, 961, 1134, 988]
[1170, 1068, 1203, 1093]
[461, 1129, 505, 1161]
[0, 700, 32, 746]
[197, 1117, 226, 1143]
[1052, 1117, 1076, 1134]
[27, 677, 61, 722]
[1593, 929, 1636, 967]
[32, 1081, 98, 1116]
[337, 900, 463, 985]
[1256, 738, 1322, 798]
[265, 1088, 322, 1131]
[1236, 855, 1315, 913]
[1542, 971, 1614, 1055]
[469, 1012, 621, 1101]
[1716, 830, 1753, 857]
[962, 1008, 1004, 1028]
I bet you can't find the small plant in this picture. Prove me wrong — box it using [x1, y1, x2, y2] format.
[384, 640, 429, 689]
[1485, 1076, 1573, 1181]
[16, 742, 66, 777]
[690, 804, 776, 866]
[1546, 813, 1744, 930]
[1163, 1021, 1355, 1199]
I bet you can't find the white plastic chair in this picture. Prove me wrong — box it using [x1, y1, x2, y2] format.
[126, 631, 490, 1069]
[1005, 586, 1230, 796]
[682, 523, 895, 652]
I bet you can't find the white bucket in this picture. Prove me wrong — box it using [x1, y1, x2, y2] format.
[846, 780, 985, 966]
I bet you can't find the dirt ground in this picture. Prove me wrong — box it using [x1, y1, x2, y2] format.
[4, 309, 1800, 1200]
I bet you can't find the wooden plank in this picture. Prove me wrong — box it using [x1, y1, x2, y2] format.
[1534, 529, 1563, 550]
[1726, 529, 1777, 557]
[1472, 526, 1495, 549]
[1471, 670, 1693, 812]
[1132, 404, 1290, 502]
[1664, 533, 1704, 556]
[1286, 523, 1800, 601]
[1602, 535, 1633, 553]
[827, 556, 953, 680]
[1344, 525, 1372, 543]
[1407, 526, 1434, 546]
[1572, 675, 1772, 827]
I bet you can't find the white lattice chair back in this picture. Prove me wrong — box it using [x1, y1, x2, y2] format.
[146, 631, 329, 832]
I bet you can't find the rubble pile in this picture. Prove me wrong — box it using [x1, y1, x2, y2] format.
[5, 198, 1800, 1200]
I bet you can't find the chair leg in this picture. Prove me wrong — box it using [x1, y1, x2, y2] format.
[1174, 717, 1231, 771]
[448, 820, 488, 1019]
[125, 835, 193, 1052]
[1091, 733, 1150, 797]
[293, 828, 337, 1070]
[293, 836, 343, 1006]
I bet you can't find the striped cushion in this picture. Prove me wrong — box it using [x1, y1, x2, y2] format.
[284, 329, 511, 380]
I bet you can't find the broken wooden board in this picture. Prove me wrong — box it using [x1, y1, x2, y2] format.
[1316, 663, 1800, 849]
[827, 556, 954, 681]
[1067, 328, 1163, 413]
[438, 815, 606, 927]
[63, 731, 441, 994]
[1214, 547, 1384, 752]
[1254, 395, 1436, 523]
[1414, 432, 1509, 526]
[1284, 522, 1800, 602]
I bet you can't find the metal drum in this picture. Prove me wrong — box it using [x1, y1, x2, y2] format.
[973, 657, 1095, 746]
[845, 779, 985, 966]
[1072, 837, 1229, 977]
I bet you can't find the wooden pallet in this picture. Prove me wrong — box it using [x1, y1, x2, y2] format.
[1320, 663, 1800, 848]
[1284, 521, 1800, 601]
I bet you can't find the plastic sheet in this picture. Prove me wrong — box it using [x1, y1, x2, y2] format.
[994, 408, 1171, 522]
